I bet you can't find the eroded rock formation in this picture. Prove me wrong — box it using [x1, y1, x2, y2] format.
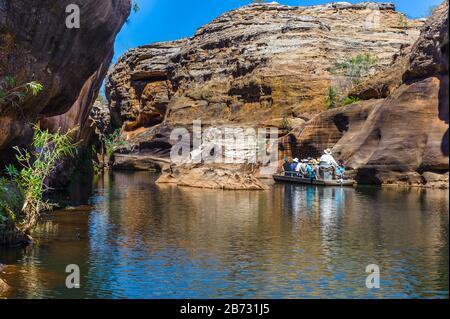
[107, 2, 421, 128]
[0, 263, 9, 295]
[0, 0, 131, 165]
[105, 2, 427, 189]
[0, 277, 9, 295]
[283, 1, 449, 188]
[106, 40, 187, 130]
[157, 163, 269, 190]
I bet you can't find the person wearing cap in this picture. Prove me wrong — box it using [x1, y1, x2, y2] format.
[291, 158, 300, 173]
[306, 160, 317, 180]
[299, 159, 309, 176]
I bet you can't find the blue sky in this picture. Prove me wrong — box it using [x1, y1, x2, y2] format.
[113, 0, 443, 64]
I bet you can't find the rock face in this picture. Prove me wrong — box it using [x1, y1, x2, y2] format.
[165, 2, 422, 124]
[90, 99, 112, 139]
[283, 1, 449, 188]
[107, 2, 421, 128]
[106, 40, 187, 130]
[281, 99, 382, 160]
[157, 163, 269, 190]
[0, 277, 9, 295]
[0, 0, 131, 164]
[105, 2, 425, 188]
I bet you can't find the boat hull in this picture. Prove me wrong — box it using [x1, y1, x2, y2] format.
[273, 175, 356, 187]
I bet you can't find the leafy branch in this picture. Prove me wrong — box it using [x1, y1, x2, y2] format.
[4, 125, 79, 231]
[0, 76, 43, 116]
[104, 129, 127, 161]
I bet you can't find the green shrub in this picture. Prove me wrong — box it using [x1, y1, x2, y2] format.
[104, 129, 127, 162]
[0, 76, 43, 114]
[5, 125, 79, 230]
[326, 86, 338, 109]
[397, 14, 408, 28]
[329, 53, 378, 85]
[342, 96, 361, 105]
[281, 116, 291, 131]
[0, 177, 22, 231]
[133, 0, 140, 13]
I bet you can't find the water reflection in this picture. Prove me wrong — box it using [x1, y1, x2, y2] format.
[0, 171, 448, 299]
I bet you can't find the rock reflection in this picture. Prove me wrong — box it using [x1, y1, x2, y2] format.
[0, 171, 448, 298]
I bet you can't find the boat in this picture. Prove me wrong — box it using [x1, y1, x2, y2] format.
[273, 174, 356, 187]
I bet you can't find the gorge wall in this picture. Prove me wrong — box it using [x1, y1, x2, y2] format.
[284, 0, 449, 188]
[107, 2, 422, 129]
[106, 1, 448, 189]
[0, 0, 131, 167]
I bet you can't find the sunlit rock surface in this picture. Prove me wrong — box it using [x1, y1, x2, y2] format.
[0, 278, 9, 295]
[283, 1, 449, 188]
[107, 2, 421, 127]
[106, 2, 427, 189]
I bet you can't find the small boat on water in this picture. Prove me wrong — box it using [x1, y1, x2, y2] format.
[273, 174, 356, 187]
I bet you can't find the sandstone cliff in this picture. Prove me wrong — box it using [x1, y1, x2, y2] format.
[107, 2, 421, 130]
[0, 277, 9, 295]
[105, 2, 432, 189]
[283, 0, 449, 188]
[0, 0, 131, 166]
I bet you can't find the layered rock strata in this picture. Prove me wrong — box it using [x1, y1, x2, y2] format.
[282, 1, 449, 188]
[105, 2, 449, 189]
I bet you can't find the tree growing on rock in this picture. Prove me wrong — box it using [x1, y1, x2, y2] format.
[330, 53, 378, 86]
[325, 53, 378, 109]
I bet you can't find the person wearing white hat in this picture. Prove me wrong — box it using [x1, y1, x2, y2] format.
[294, 158, 305, 175]
[319, 148, 339, 180]
[298, 159, 308, 176]
[291, 158, 300, 173]
[320, 148, 339, 168]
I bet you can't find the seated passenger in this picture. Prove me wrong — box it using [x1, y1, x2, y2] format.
[282, 157, 292, 175]
[308, 158, 319, 179]
[320, 149, 339, 168]
[306, 160, 317, 180]
[299, 159, 309, 176]
[291, 158, 300, 174]
[336, 160, 346, 180]
[319, 149, 338, 180]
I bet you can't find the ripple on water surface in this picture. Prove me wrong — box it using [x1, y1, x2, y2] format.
[0, 172, 448, 299]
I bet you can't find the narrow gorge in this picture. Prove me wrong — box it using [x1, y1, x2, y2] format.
[105, 1, 448, 189]
[1, 0, 449, 300]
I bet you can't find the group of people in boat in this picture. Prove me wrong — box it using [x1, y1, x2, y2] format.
[282, 148, 346, 181]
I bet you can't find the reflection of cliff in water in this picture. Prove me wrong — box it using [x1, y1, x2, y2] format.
[1, 171, 448, 298]
[83, 172, 448, 298]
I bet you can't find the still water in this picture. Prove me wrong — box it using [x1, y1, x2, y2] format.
[0, 171, 448, 299]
